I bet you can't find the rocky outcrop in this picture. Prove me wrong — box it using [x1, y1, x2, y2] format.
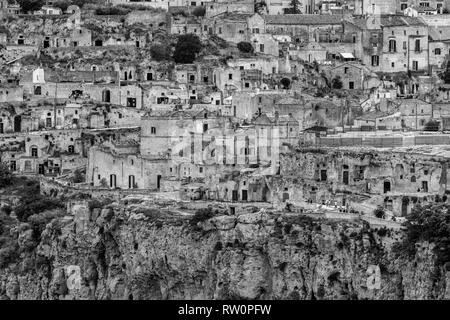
[0, 200, 449, 300]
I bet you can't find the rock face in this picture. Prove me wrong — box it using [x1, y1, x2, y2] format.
[0, 202, 449, 300]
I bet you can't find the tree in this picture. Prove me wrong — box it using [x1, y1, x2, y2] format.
[424, 120, 440, 131]
[192, 6, 206, 17]
[150, 44, 170, 61]
[72, 169, 84, 183]
[440, 61, 450, 84]
[284, 0, 302, 14]
[280, 77, 291, 89]
[393, 203, 450, 266]
[173, 34, 202, 64]
[100, 178, 108, 188]
[0, 163, 12, 188]
[331, 76, 343, 89]
[15, 193, 63, 222]
[237, 41, 254, 54]
[16, 0, 44, 13]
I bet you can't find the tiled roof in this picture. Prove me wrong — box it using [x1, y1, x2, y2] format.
[264, 14, 343, 25]
[216, 12, 253, 21]
[379, 15, 427, 27]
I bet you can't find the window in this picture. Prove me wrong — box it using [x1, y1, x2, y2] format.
[389, 40, 396, 53]
[401, 4, 407, 10]
[349, 81, 354, 89]
[412, 60, 418, 71]
[371, 55, 379, 66]
[415, 39, 421, 52]
[259, 44, 264, 52]
[391, 62, 395, 68]
[31, 147, 38, 157]
[435, 48, 441, 55]
[252, 28, 259, 34]
[344, 67, 348, 74]
[68, 145, 74, 153]
[151, 127, 156, 134]
[228, 74, 233, 80]
[238, 30, 244, 34]
[403, 41, 406, 50]
[218, 27, 222, 34]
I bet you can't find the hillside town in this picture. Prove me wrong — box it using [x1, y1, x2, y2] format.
[2, 0, 450, 224]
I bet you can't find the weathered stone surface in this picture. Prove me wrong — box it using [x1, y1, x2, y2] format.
[0, 203, 449, 300]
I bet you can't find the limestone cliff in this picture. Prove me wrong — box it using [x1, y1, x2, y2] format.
[0, 198, 449, 300]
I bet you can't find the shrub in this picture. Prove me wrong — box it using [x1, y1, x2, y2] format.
[280, 77, 291, 89]
[150, 44, 170, 61]
[0, 205, 12, 216]
[331, 76, 343, 89]
[100, 178, 108, 187]
[237, 41, 254, 53]
[15, 193, 64, 222]
[424, 120, 440, 131]
[190, 207, 215, 227]
[374, 206, 385, 219]
[17, 0, 44, 13]
[72, 169, 84, 183]
[173, 34, 202, 64]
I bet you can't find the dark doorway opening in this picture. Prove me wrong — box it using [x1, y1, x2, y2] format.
[401, 197, 409, 216]
[127, 98, 136, 108]
[320, 169, 327, 181]
[157, 175, 161, 189]
[102, 89, 111, 103]
[343, 170, 349, 185]
[241, 190, 248, 201]
[384, 180, 391, 193]
[14, 116, 21, 132]
[422, 181, 428, 192]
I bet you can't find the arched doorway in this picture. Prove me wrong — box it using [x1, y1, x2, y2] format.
[102, 89, 111, 103]
[383, 180, 391, 193]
